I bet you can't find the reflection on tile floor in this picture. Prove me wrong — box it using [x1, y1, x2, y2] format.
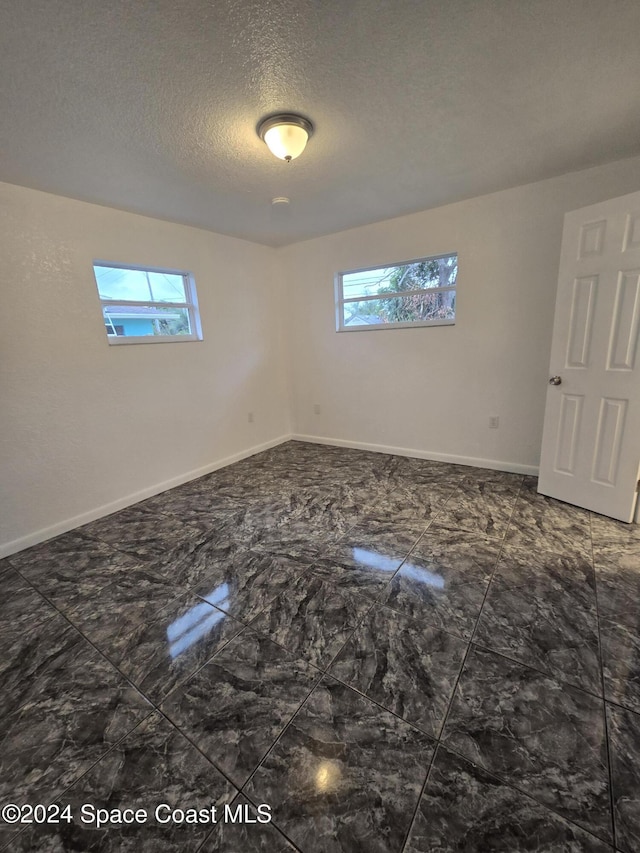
[1, 440, 639, 852]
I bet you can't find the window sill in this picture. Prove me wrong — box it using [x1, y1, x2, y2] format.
[106, 335, 203, 345]
[337, 319, 455, 332]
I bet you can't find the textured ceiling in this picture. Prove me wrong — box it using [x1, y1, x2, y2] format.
[1, 0, 640, 246]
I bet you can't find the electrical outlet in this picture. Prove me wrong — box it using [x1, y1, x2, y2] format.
[248, 412, 254, 423]
[489, 416, 499, 429]
[313, 404, 321, 415]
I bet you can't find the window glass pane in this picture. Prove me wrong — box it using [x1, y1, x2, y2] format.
[105, 323, 125, 336]
[94, 266, 187, 303]
[343, 291, 456, 327]
[342, 255, 457, 300]
[103, 305, 192, 337]
[342, 268, 396, 300]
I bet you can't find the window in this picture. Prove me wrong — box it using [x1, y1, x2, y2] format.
[336, 253, 457, 331]
[105, 323, 125, 337]
[93, 262, 202, 345]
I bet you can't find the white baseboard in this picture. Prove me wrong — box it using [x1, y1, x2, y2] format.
[0, 434, 293, 559]
[291, 433, 539, 476]
[1, 432, 542, 559]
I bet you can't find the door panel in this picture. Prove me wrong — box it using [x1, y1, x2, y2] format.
[578, 219, 607, 258]
[623, 212, 640, 252]
[538, 190, 640, 522]
[566, 277, 597, 368]
[607, 270, 640, 370]
[591, 397, 626, 486]
[554, 394, 583, 475]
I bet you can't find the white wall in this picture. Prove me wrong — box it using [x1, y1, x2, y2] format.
[280, 156, 640, 473]
[4, 156, 640, 555]
[0, 182, 290, 556]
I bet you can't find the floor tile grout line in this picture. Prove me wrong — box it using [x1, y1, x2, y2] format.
[152, 620, 253, 707]
[321, 666, 441, 741]
[457, 497, 609, 698]
[143, 702, 249, 798]
[237, 667, 325, 796]
[141, 502, 243, 536]
[372, 586, 485, 643]
[399, 741, 441, 853]
[239, 606, 386, 697]
[190, 556, 320, 639]
[9, 564, 172, 699]
[494, 537, 595, 559]
[469, 639, 606, 703]
[130, 525, 336, 793]
[590, 510, 618, 851]
[52, 525, 207, 595]
[421, 477, 521, 748]
[12, 522, 343, 717]
[82, 499, 282, 582]
[431, 740, 617, 849]
[290, 518, 445, 672]
[5, 535, 168, 597]
[317, 591, 381, 674]
[13, 559, 247, 712]
[400, 479, 618, 849]
[479, 568, 602, 605]
[234, 789, 307, 853]
[293, 523, 433, 636]
[165, 548, 380, 804]
[9, 563, 256, 798]
[397, 480, 524, 852]
[243, 602, 461, 747]
[418, 477, 521, 787]
[374, 596, 475, 646]
[206, 619, 326, 682]
[603, 694, 640, 719]
[401, 478, 617, 850]
[0, 654, 159, 850]
[22, 711, 156, 817]
[73, 526, 199, 571]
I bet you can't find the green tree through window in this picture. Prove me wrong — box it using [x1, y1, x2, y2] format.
[338, 254, 457, 330]
[377, 256, 457, 323]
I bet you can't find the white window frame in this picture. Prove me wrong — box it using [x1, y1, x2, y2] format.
[335, 252, 457, 332]
[93, 261, 203, 345]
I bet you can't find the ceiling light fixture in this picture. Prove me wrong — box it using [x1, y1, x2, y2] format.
[257, 114, 314, 162]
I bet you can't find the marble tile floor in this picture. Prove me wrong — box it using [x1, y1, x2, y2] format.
[1, 440, 639, 852]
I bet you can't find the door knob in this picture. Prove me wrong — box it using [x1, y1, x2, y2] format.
[549, 376, 562, 386]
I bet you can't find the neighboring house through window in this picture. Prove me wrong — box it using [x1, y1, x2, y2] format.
[93, 262, 203, 344]
[336, 253, 458, 331]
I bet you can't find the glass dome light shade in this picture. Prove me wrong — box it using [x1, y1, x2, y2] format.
[258, 114, 314, 162]
[264, 123, 308, 161]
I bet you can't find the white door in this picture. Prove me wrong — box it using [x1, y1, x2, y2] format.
[538, 190, 640, 523]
